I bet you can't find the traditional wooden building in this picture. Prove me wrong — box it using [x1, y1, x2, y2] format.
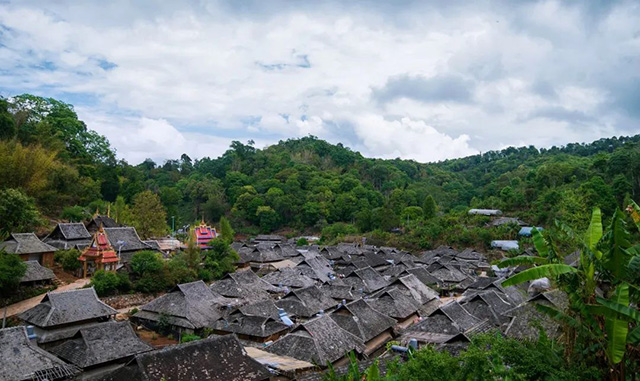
[18, 287, 117, 347]
[78, 226, 119, 278]
[85, 215, 119, 235]
[0, 233, 57, 267]
[44, 223, 92, 250]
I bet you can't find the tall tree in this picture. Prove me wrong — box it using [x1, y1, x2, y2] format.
[219, 216, 235, 244]
[130, 190, 168, 239]
[0, 188, 40, 234]
[423, 195, 437, 219]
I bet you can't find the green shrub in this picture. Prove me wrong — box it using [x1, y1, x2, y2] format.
[181, 334, 201, 343]
[296, 237, 309, 246]
[90, 270, 130, 296]
[130, 250, 164, 276]
[56, 249, 82, 272]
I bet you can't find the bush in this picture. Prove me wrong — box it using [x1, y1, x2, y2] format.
[134, 272, 170, 294]
[56, 249, 82, 272]
[181, 334, 201, 343]
[296, 237, 309, 246]
[321, 223, 358, 241]
[0, 250, 27, 296]
[325, 333, 602, 381]
[130, 251, 164, 276]
[60, 205, 89, 222]
[90, 270, 130, 296]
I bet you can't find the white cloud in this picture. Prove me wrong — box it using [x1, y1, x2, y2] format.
[353, 115, 477, 162]
[0, 1, 639, 163]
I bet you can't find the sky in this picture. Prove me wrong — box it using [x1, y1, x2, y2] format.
[0, 0, 639, 164]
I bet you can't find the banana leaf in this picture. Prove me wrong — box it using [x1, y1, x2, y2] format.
[497, 255, 548, 269]
[502, 264, 577, 287]
[604, 284, 629, 365]
[535, 303, 579, 328]
[584, 208, 602, 259]
[531, 228, 549, 257]
[595, 295, 640, 322]
[603, 209, 632, 279]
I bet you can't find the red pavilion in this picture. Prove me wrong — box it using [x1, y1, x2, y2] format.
[194, 220, 217, 249]
[78, 225, 119, 278]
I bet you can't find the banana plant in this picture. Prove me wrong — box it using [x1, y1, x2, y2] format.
[498, 227, 577, 287]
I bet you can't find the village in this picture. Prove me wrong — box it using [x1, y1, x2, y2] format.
[0, 209, 565, 381]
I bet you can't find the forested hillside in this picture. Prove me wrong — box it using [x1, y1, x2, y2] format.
[1, 94, 639, 249]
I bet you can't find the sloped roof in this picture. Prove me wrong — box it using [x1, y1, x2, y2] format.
[420, 245, 458, 261]
[142, 240, 161, 251]
[319, 284, 357, 301]
[48, 321, 152, 368]
[210, 269, 278, 302]
[343, 267, 388, 293]
[104, 227, 152, 252]
[429, 264, 469, 284]
[504, 299, 562, 340]
[261, 268, 315, 289]
[136, 280, 231, 330]
[248, 247, 285, 263]
[296, 256, 334, 282]
[406, 267, 441, 286]
[105, 335, 271, 381]
[394, 274, 439, 305]
[238, 300, 281, 319]
[276, 286, 337, 318]
[438, 301, 483, 331]
[57, 223, 92, 240]
[213, 313, 289, 338]
[20, 260, 55, 283]
[404, 312, 462, 335]
[368, 287, 420, 320]
[362, 251, 388, 268]
[331, 299, 396, 342]
[456, 248, 486, 261]
[19, 287, 117, 328]
[0, 326, 79, 381]
[266, 315, 365, 366]
[0, 233, 58, 255]
[88, 215, 119, 229]
[461, 293, 509, 326]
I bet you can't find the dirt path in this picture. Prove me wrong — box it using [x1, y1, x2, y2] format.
[4, 278, 91, 317]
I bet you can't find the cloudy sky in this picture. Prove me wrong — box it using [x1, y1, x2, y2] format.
[1, 1, 639, 164]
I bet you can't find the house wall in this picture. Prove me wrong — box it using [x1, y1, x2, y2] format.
[18, 251, 54, 267]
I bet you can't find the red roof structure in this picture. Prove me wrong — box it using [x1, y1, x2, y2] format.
[194, 220, 217, 249]
[79, 226, 119, 277]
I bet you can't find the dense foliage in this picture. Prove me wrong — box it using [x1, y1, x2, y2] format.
[495, 204, 640, 379]
[325, 333, 600, 381]
[0, 249, 27, 297]
[1, 94, 639, 249]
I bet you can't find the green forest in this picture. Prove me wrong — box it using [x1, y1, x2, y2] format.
[1, 94, 639, 251]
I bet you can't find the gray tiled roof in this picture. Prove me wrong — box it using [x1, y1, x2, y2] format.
[0, 326, 79, 381]
[266, 314, 365, 365]
[0, 233, 58, 254]
[20, 260, 55, 283]
[103, 335, 271, 381]
[104, 227, 152, 252]
[19, 288, 117, 328]
[48, 321, 152, 368]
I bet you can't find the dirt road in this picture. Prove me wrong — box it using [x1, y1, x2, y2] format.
[4, 278, 91, 317]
